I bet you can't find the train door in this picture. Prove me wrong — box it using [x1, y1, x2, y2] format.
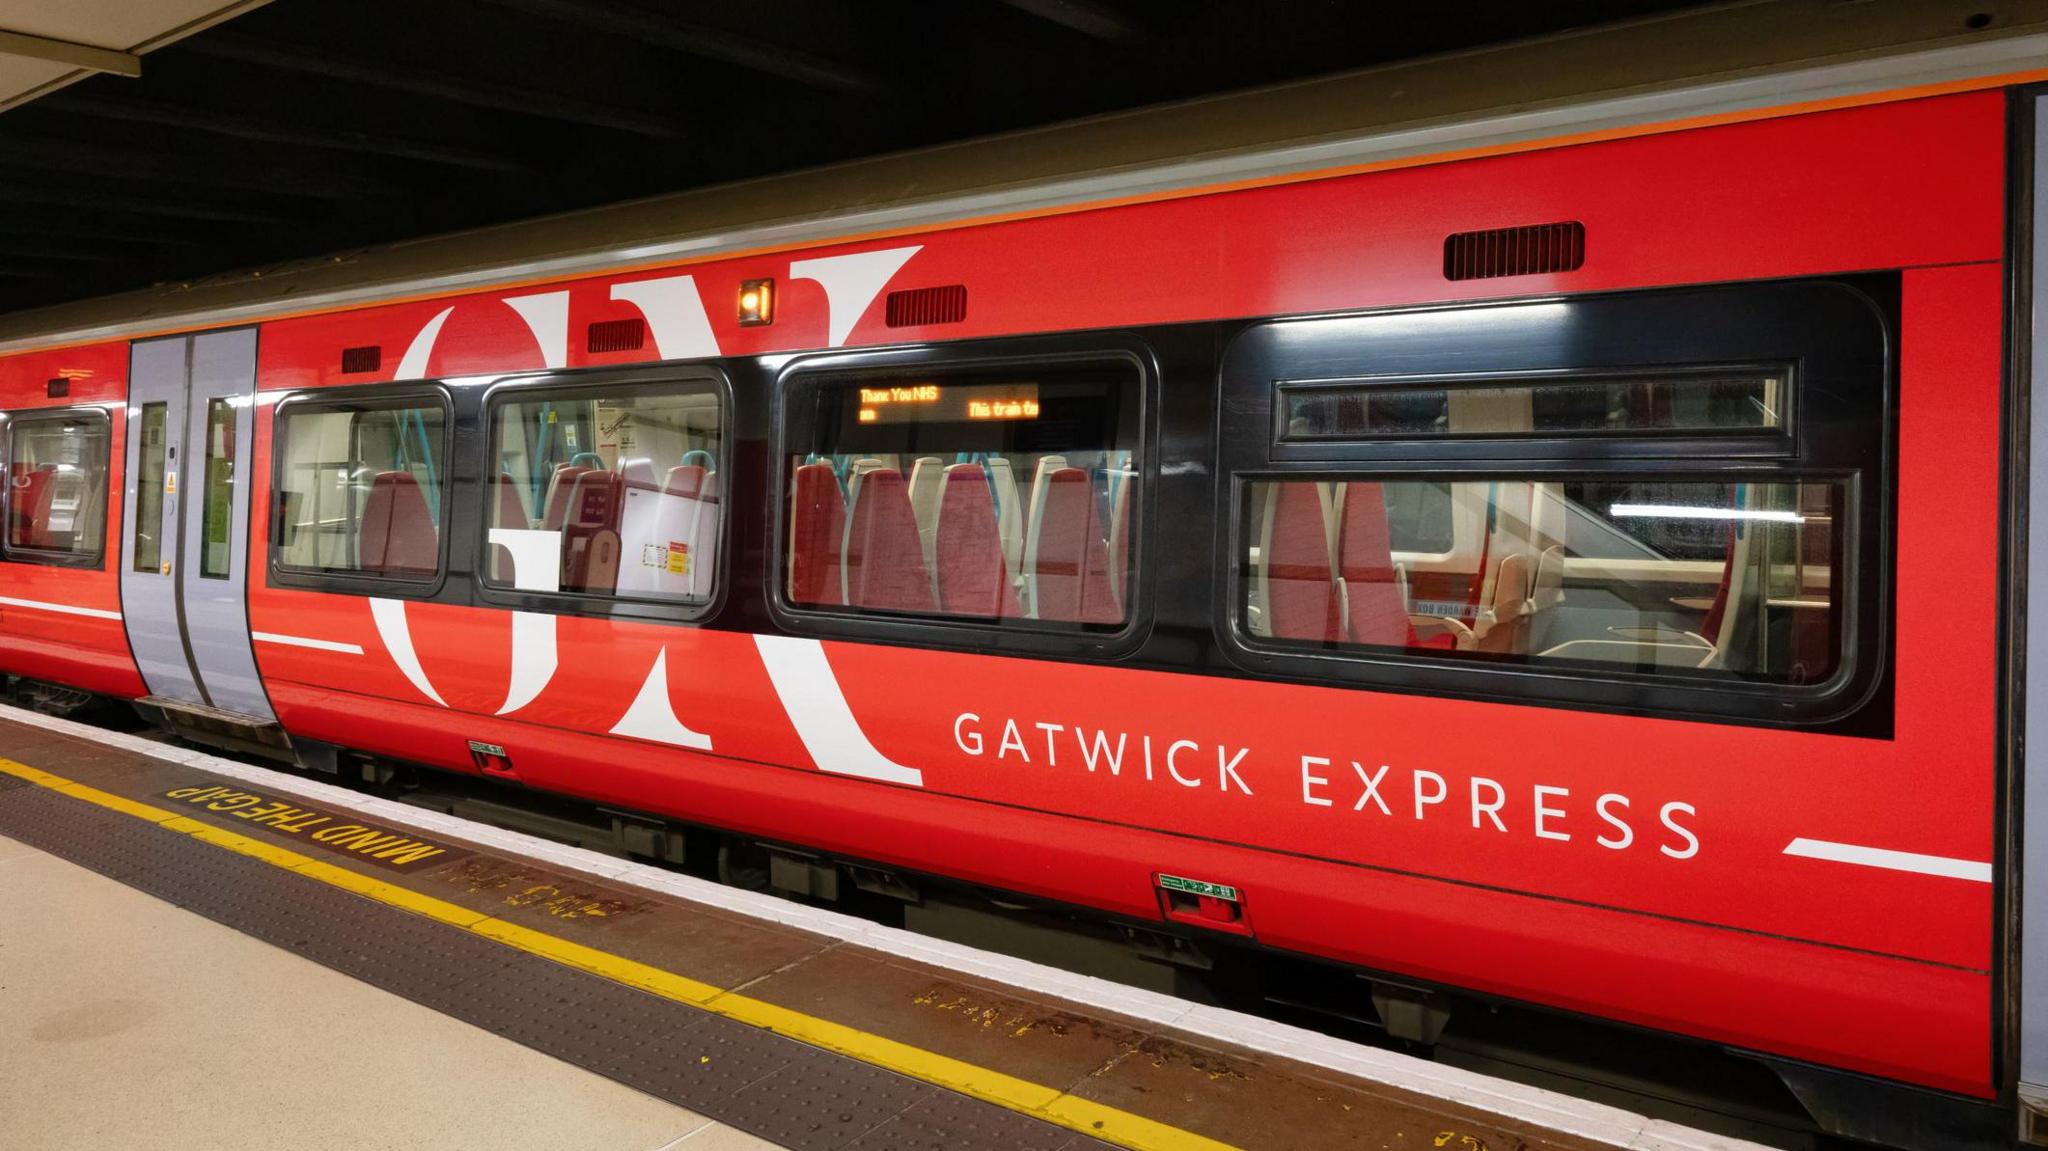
[119, 331, 275, 722]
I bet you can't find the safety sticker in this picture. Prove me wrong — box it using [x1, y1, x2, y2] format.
[1157, 873, 1239, 902]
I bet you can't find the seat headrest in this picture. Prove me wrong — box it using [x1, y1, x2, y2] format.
[789, 462, 846, 605]
[360, 471, 437, 575]
[843, 469, 933, 612]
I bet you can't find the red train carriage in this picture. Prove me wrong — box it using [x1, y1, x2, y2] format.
[1, 12, 2042, 1144]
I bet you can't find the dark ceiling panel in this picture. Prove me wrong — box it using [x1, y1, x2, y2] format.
[0, 0, 1713, 315]
[481, 0, 883, 91]
[36, 91, 535, 172]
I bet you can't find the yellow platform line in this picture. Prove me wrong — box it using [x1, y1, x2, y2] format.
[0, 758, 1237, 1151]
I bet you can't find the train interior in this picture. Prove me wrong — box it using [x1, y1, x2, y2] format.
[3, 413, 109, 561]
[275, 401, 448, 578]
[485, 389, 724, 599]
[784, 369, 1141, 625]
[1244, 372, 1841, 684]
[786, 448, 1138, 622]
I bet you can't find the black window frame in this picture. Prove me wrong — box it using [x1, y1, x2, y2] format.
[1271, 360, 1796, 445]
[768, 334, 1158, 660]
[267, 383, 456, 597]
[1, 406, 113, 571]
[474, 364, 734, 625]
[1215, 278, 1893, 729]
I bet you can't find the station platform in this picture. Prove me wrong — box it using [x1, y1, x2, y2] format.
[0, 704, 1761, 1151]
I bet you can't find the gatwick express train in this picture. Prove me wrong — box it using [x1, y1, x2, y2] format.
[2, 5, 2044, 1145]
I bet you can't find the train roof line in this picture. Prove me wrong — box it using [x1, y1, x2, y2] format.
[0, 0, 2044, 355]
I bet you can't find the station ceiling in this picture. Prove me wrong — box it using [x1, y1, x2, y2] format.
[0, 0, 1709, 317]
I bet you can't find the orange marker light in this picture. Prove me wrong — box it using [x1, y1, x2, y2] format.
[739, 278, 774, 326]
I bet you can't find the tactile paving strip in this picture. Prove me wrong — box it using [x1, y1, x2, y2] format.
[0, 786, 1101, 1151]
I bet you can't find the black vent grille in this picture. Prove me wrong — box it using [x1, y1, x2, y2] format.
[587, 318, 647, 353]
[885, 285, 967, 327]
[340, 345, 382, 374]
[1443, 221, 1585, 281]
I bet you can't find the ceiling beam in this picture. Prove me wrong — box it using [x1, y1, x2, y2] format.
[0, 220, 208, 247]
[999, 0, 1133, 40]
[0, 135, 400, 200]
[181, 32, 683, 137]
[38, 91, 531, 173]
[0, 242, 125, 263]
[0, 185, 283, 224]
[0, 28, 142, 78]
[480, 0, 879, 92]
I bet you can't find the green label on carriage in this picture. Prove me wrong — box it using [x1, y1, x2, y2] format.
[1157, 874, 1239, 902]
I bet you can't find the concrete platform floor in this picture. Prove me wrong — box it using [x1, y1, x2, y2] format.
[0, 832, 778, 1151]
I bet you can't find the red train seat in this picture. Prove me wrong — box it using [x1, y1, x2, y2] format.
[562, 470, 622, 592]
[1258, 481, 1339, 642]
[541, 464, 589, 530]
[358, 471, 436, 575]
[665, 464, 707, 502]
[488, 472, 529, 582]
[1106, 472, 1136, 611]
[1335, 482, 1414, 647]
[788, 462, 845, 605]
[1028, 467, 1118, 624]
[10, 465, 55, 549]
[842, 468, 932, 612]
[932, 464, 1021, 618]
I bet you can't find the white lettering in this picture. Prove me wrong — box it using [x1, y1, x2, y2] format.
[1414, 770, 1447, 819]
[954, 712, 983, 756]
[1533, 785, 1570, 842]
[1075, 728, 1127, 776]
[1471, 777, 1507, 832]
[1034, 721, 1064, 766]
[1595, 793, 1633, 849]
[1301, 756, 1333, 807]
[998, 719, 1029, 762]
[948, 712, 1663, 861]
[1351, 762, 1390, 815]
[1659, 802, 1699, 859]
[1218, 747, 1253, 795]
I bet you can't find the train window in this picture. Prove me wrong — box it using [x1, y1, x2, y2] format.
[782, 360, 1140, 628]
[483, 381, 724, 603]
[273, 395, 448, 581]
[133, 402, 168, 573]
[1277, 367, 1785, 441]
[4, 410, 111, 567]
[1220, 282, 1888, 725]
[199, 399, 235, 580]
[1240, 477, 1842, 685]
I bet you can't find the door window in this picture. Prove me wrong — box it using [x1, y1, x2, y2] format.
[200, 399, 236, 580]
[134, 402, 168, 574]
